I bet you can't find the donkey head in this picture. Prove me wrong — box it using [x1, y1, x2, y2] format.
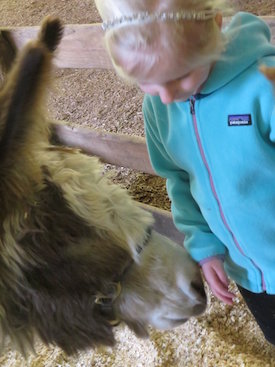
[0, 17, 206, 355]
[114, 230, 206, 337]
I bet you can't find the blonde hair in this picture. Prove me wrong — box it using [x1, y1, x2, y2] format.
[95, 0, 232, 83]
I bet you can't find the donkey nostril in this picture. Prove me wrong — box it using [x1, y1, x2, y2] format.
[191, 280, 206, 299]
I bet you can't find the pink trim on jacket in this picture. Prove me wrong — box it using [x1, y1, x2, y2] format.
[190, 97, 266, 291]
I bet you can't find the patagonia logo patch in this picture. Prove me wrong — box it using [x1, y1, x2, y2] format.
[228, 114, 252, 127]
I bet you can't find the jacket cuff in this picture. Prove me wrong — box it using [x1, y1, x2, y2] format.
[199, 254, 226, 267]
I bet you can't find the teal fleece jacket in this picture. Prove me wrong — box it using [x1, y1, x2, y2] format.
[143, 12, 275, 293]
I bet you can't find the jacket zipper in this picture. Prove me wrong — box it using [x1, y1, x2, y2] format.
[189, 96, 266, 291]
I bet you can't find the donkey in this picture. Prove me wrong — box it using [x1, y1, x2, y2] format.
[0, 17, 207, 355]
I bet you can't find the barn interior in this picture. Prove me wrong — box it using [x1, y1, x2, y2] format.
[0, 1, 275, 366]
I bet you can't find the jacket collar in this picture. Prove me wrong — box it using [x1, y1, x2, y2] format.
[200, 12, 275, 95]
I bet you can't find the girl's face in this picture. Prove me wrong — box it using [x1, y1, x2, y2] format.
[116, 15, 222, 104]
[138, 62, 213, 104]
[118, 39, 214, 104]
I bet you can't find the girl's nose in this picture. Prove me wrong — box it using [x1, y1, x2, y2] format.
[159, 86, 176, 104]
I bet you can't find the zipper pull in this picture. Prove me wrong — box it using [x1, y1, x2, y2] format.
[189, 97, 195, 115]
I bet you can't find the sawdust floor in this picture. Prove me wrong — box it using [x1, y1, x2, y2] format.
[1, 0, 275, 366]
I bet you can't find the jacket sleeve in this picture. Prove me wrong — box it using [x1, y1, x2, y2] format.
[143, 97, 226, 263]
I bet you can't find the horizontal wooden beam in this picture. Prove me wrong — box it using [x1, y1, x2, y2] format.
[53, 122, 156, 175]
[0, 16, 274, 69]
[138, 203, 184, 245]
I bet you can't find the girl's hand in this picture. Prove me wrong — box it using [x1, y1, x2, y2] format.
[201, 257, 236, 305]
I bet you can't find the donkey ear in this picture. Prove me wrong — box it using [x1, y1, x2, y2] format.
[0, 31, 17, 84]
[0, 17, 63, 164]
[38, 16, 64, 52]
[0, 45, 50, 162]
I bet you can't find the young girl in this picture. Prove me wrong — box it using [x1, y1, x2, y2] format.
[95, 0, 275, 345]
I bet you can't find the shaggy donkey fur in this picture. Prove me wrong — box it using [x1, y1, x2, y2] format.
[0, 17, 207, 355]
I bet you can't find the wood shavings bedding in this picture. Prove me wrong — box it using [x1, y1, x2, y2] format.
[0, 285, 275, 366]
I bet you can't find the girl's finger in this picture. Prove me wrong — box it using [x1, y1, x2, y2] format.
[215, 292, 234, 305]
[213, 261, 230, 287]
[212, 287, 235, 305]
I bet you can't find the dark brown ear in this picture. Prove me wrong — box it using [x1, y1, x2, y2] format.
[0, 17, 62, 85]
[0, 17, 63, 165]
[0, 31, 17, 82]
[38, 16, 64, 52]
[0, 45, 50, 163]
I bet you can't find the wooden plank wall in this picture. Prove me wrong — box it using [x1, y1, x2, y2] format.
[0, 17, 275, 69]
[1, 17, 274, 69]
[54, 123, 155, 175]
